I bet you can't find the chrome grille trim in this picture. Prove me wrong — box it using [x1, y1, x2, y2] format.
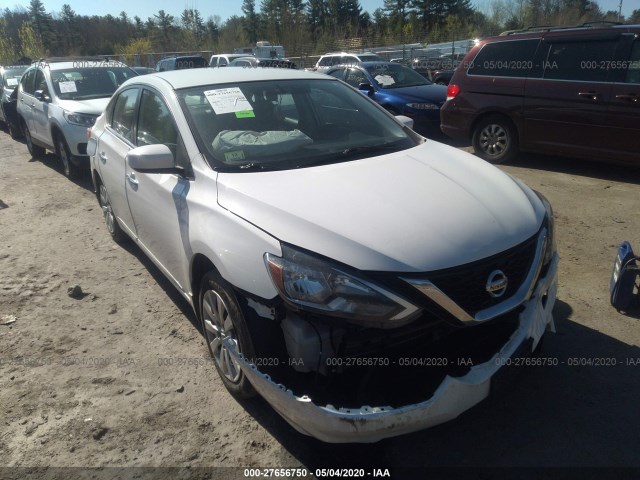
[401, 228, 548, 325]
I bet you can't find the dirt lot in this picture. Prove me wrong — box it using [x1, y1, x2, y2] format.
[1, 128, 639, 480]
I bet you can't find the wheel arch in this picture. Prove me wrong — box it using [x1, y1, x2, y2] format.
[469, 109, 521, 144]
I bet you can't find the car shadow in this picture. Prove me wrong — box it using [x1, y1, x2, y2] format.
[435, 135, 640, 186]
[232, 298, 640, 469]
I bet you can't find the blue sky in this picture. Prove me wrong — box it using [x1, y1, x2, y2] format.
[3, 0, 637, 23]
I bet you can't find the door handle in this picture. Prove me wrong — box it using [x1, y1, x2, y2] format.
[578, 91, 599, 100]
[126, 173, 139, 187]
[615, 93, 638, 103]
[99, 152, 107, 162]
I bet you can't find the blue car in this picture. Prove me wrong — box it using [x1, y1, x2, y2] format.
[326, 61, 447, 135]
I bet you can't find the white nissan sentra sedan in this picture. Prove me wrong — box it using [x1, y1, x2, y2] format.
[88, 68, 558, 443]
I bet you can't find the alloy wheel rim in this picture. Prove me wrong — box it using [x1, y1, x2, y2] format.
[479, 124, 508, 157]
[202, 289, 242, 383]
[99, 185, 116, 234]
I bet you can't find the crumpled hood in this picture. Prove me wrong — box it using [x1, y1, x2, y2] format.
[57, 97, 110, 115]
[217, 141, 544, 272]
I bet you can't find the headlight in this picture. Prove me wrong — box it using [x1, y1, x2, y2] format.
[405, 102, 439, 110]
[64, 111, 97, 127]
[536, 192, 556, 267]
[264, 245, 420, 327]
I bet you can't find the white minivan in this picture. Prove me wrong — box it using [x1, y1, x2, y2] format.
[88, 67, 558, 443]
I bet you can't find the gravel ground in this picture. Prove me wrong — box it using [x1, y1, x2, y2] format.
[1, 128, 639, 480]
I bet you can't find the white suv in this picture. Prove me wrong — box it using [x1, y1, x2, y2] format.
[313, 51, 384, 71]
[17, 59, 137, 178]
[88, 68, 558, 443]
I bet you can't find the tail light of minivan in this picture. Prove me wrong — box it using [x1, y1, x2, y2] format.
[446, 84, 460, 101]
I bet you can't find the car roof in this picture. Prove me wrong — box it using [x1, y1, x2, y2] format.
[127, 67, 328, 90]
[493, 22, 639, 40]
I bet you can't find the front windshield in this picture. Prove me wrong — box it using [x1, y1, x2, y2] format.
[178, 78, 418, 172]
[365, 64, 432, 89]
[51, 67, 136, 100]
[3, 68, 27, 88]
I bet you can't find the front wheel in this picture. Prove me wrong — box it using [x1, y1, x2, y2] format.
[200, 271, 257, 399]
[472, 115, 518, 164]
[56, 136, 80, 179]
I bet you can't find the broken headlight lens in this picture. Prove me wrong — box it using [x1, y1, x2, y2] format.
[264, 245, 419, 327]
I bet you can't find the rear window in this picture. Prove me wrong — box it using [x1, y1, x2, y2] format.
[468, 39, 540, 78]
[176, 57, 208, 69]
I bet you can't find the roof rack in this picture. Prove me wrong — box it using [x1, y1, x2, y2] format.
[35, 56, 122, 64]
[500, 21, 623, 36]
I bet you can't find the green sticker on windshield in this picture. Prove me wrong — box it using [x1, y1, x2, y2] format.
[235, 110, 255, 118]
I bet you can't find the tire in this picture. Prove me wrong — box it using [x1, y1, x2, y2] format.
[200, 271, 257, 399]
[22, 120, 45, 158]
[56, 135, 80, 179]
[472, 115, 518, 164]
[9, 123, 22, 140]
[97, 181, 127, 243]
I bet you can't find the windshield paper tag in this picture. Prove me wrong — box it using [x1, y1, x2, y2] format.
[6, 78, 18, 87]
[204, 88, 253, 115]
[224, 150, 245, 162]
[58, 81, 78, 93]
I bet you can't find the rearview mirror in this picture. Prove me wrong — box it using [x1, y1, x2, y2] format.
[34, 90, 50, 102]
[358, 83, 374, 95]
[127, 144, 175, 172]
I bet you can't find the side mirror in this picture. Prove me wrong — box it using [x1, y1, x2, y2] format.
[127, 144, 175, 172]
[358, 83, 374, 95]
[34, 90, 50, 102]
[395, 115, 414, 130]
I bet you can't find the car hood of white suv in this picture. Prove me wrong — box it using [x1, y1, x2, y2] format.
[217, 140, 544, 272]
[57, 98, 111, 115]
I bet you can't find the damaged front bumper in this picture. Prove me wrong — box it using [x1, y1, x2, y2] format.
[228, 254, 559, 443]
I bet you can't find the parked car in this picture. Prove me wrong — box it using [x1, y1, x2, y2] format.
[432, 69, 454, 85]
[17, 58, 138, 178]
[132, 66, 155, 75]
[441, 23, 640, 164]
[209, 53, 252, 67]
[326, 61, 447, 134]
[87, 67, 558, 443]
[155, 56, 208, 72]
[0, 64, 28, 138]
[228, 57, 297, 69]
[312, 51, 384, 72]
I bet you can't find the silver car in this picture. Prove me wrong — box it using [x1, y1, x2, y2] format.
[88, 68, 558, 443]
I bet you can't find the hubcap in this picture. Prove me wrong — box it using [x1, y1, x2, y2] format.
[99, 185, 116, 234]
[479, 124, 508, 157]
[202, 289, 242, 383]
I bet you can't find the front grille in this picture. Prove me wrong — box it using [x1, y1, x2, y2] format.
[418, 233, 538, 316]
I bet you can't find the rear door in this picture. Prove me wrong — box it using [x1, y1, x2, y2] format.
[523, 33, 619, 158]
[97, 87, 140, 236]
[606, 33, 640, 164]
[17, 67, 36, 133]
[31, 68, 52, 146]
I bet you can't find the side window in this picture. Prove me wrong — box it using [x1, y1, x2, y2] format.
[34, 69, 49, 96]
[318, 57, 332, 67]
[110, 88, 139, 143]
[211, 58, 218, 67]
[625, 41, 640, 84]
[137, 89, 177, 148]
[21, 68, 36, 95]
[345, 68, 368, 88]
[327, 68, 345, 80]
[468, 39, 540, 78]
[219, 58, 228, 66]
[543, 40, 617, 82]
